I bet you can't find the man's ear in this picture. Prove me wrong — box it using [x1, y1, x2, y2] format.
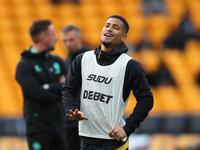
[40, 33, 46, 43]
[122, 34, 127, 41]
[79, 36, 83, 44]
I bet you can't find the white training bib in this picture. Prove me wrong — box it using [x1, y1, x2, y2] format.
[79, 51, 132, 139]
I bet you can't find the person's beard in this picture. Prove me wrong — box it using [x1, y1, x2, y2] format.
[101, 40, 112, 47]
[46, 46, 55, 51]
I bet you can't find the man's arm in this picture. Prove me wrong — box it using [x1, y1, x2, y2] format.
[16, 60, 61, 103]
[47, 56, 68, 93]
[62, 54, 84, 114]
[123, 59, 154, 137]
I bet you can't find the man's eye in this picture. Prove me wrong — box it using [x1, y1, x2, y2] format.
[114, 27, 119, 30]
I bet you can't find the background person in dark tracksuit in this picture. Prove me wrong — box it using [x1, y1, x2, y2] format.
[60, 25, 90, 73]
[60, 25, 90, 150]
[16, 20, 68, 150]
[62, 15, 154, 150]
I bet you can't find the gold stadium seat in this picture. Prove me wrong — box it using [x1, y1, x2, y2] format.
[32, 5, 53, 19]
[157, 86, 184, 114]
[101, 4, 118, 17]
[10, 6, 32, 19]
[6, 0, 28, 6]
[190, 14, 200, 32]
[0, 0, 6, 5]
[184, 0, 200, 7]
[126, 15, 146, 44]
[166, 0, 185, 18]
[0, 137, 28, 150]
[80, 0, 97, 5]
[29, 0, 49, 6]
[163, 50, 194, 86]
[0, 20, 13, 33]
[0, 33, 18, 50]
[80, 4, 100, 18]
[0, 83, 20, 117]
[124, 91, 137, 117]
[121, 3, 143, 16]
[0, 6, 10, 19]
[148, 87, 163, 115]
[137, 50, 161, 74]
[179, 85, 200, 114]
[184, 39, 200, 77]
[176, 134, 200, 150]
[149, 134, 176, 150]
[146, 14, 171, 47]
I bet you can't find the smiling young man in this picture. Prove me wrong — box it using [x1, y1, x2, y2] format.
[62, 15, 154, 150]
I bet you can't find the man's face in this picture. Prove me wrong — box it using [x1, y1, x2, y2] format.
[60, 30, 81, 53]
[101, 18, 127, 48]
[43, 25, 58, 51]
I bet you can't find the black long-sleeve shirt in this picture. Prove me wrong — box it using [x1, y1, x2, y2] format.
[62, 42, 154, 137]
[16, 48, 67, 135]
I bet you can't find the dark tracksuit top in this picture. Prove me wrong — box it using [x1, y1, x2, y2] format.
[65, 45, 91, 74]
[64, 45, 90, 129]
[16, 48, 67, 135]
[62, 42, 154, 137]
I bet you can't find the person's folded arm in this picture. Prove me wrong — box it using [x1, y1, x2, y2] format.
[16, 61, 61, 103]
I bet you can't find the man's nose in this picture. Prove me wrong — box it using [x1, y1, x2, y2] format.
[106, 27, 112, 32]
[65, 41, 71, 47]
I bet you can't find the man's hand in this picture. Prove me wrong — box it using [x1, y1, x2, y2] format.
[108, 125, 127, 141]
[66, 109, 88, 121]
[59, 75, 66, 83]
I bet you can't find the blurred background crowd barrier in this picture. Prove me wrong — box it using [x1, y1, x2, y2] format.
[0, 0, 200, 149]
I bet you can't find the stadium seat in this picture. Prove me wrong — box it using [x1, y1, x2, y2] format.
[121, 3, 143, 16]
[184, 39, 200, 77]
[188, 115, 200, 133]
[0, 6, 10, 20]
[179, 85, 200, 114]
[146, 14, 171, 47]
[0, 136, 28, 150]
[124, 91, 137, 117]
[126, 15, 146, 44]
[157, 86, 184, 114]
[163, 49, 194, 86]
[6, 0, 28, 6]
[148, 134, 176, 150]
[148, 87, 163, 115]
[166, 0, 185, 18]
[162, 115, 189, 133]
[176, 134, 200, 149]
[137, 116, 163, 133]
[32, 5, 53, 19]
[138, 50, 161, 74]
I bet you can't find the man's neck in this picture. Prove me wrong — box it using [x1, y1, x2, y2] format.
[100, 44, 114, 53]
[32, 44, 46, 53]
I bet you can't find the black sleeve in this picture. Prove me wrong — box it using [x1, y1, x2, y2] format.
[56, 55, 68, 76]
[123, 59, 154, 136]
[48, 83, 63, 93]
[62, 54, 83, 114]
[16, 60, 61, 103]
[48, 56, 68, 93]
